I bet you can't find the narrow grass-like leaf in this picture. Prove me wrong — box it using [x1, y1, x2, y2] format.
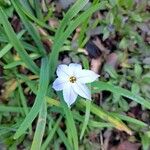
[77, 99, 132, 135]
[33, 0, 43, 20]
[54, 0, 89, 40]
[111, 113, 147, 127]
[0, 7, 39, 74]
[18, 83, 32, 136]
[41, 116, 62, 150]
[18, 84, 29, 116]
[73, 112, 113, 128]
[31, 101, 47, 150]
[80, 99, 91, 140]
[0, 106, 23, 113]
[12, 0, 46, 55]
[0, 44, 12, 58]
[92, 81, 150, 110]
[0, 29, 25, 58]
[4, 53, 41, 69]
[11, 0, 54, 31]
[19, 0, 34, 15]
[4, 61, 22, 69]
[13, 57, 49, 139]
[79, 56, 90, 140]
[22, 41, 39, 52]
[57, 128, 72, 150]
[61, 101, 78, 150]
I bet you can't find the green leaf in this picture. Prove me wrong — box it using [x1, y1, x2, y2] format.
[12, 0, 46, 55]
[92, 81, 150, 110]
[13, 57, 49, 139]
[77, 99, 132, 135]
[80, 100, 91, 140]
[57, 128, 72, 150]
[0, 30, 25, 58]
[31, 101, 47, 150]
[0, 7, 39, 74]
[61, 101, 78, 150]
[11, 0, 54, 31]
[104, 64, 118, 79]
[112, 113, 147, 127]
[54, 0, 89, 41]
[41, 116, 62, 150]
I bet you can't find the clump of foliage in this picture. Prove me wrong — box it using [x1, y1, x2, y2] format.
[0, 0, 149, 149]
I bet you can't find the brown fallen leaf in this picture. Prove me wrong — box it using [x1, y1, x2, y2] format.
[111, 141, 141, 150]
[11, 16, 21, 32]
[92, 36, 109, 55]
[48, 18, 59, 28]
[106, 53, 118, 68]
[91, 57, 102, 74]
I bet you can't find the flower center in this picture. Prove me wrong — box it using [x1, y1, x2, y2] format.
[69, 76, 77, 83]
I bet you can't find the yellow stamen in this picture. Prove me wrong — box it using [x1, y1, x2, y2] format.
[69, 76, 76, 83]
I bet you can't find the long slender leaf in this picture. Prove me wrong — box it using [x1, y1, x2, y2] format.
[12, 0, 54, 31]
[0, 7, 39, 74]
[0, 30, 25, 58]
[61, 101, 79, 150]
[77, 99, 132, 135]
[41, 116, 62, 150]
[12, 0, 46, 55]
[57, 128, 72, 150]
[92, 81, 150, 110]
[54, 0, 89, 41]
[31, 101, 47, 150]
[80, 100, 91, 140]
[0, 106, 23, 113]
[13, 57, 49, 139]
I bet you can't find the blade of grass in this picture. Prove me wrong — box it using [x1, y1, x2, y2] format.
[54, 0, 89, 41]
[31, 101, 47, 150]
[61, 101, 78, 150]
[111, 113, 147, 127]
[33, 0, 43, 20]
[12, 0, 54, 31]
[80, 100, 91, 140]
[13, 57, 49, 139]
[77, 99, 132, 135]
[4, 53, 41, 69]
[12, 0, 46, 55]
[57, 91, 79, 150]
[18, 83, 32, 136]
[0, 30, 25, 58]
[79, 57, 90, 140]
[57, 128, 72, 150]
[0, 105, 23, 113]
[0, 7, 39, 74]
[41, 116, 62, 150]
[92, 81, 150, 110]
[73, 112, 113, 128]
[19, 0, 34, 15]
[18, 84, 29, 116]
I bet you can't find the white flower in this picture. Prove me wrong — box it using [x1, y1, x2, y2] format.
[52, 63, 100, 107]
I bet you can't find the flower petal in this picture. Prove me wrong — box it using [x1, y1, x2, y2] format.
[69, 63, 82, 74]
[52, 78, 68, 91]
[73, 82, 91, 100]
[63, 84, 78, 106]
[56, 64, 71, 79]
[77, 70, 100, 83]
